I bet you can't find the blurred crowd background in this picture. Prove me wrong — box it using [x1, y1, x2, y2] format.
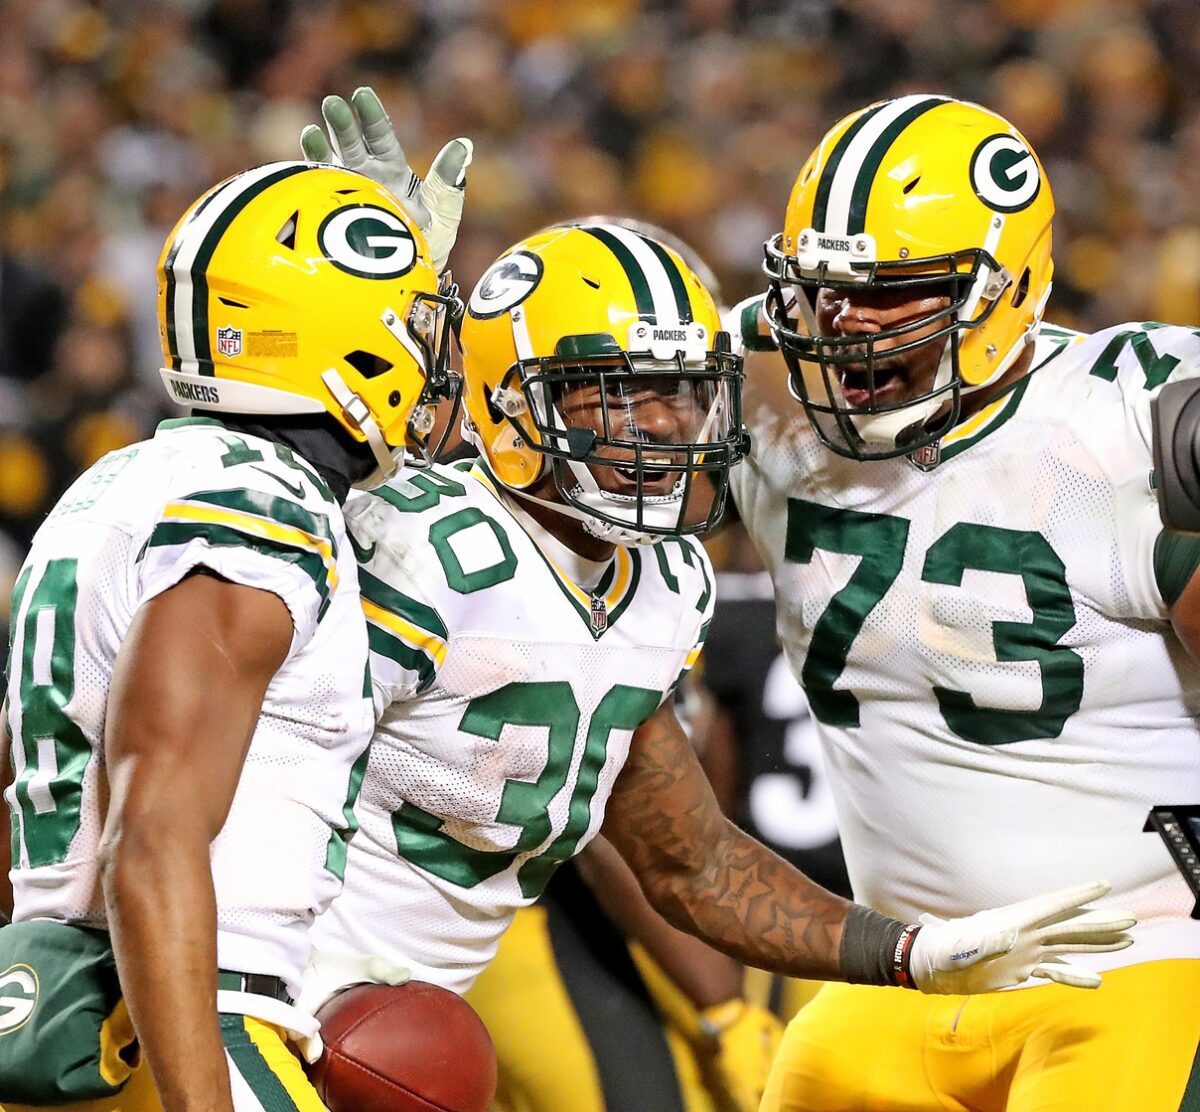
[4, 0, 1200, 599]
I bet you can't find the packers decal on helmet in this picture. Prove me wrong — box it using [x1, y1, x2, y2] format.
[467, 252, 544, 319]
[969, 133, 1041, 213]
[317, 204, 418, 279]
[460, 222, 748, 545]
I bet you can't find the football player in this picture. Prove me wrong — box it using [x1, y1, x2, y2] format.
[0, 159, 463, 1112]
[458, 217, 786, 1112]
[286, 173, 1132, 1070]
[723, 94, 1200, 1110]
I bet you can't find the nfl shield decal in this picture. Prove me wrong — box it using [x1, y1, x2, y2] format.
[590, 596, 608, 635]
[216, 325, 243, 358]
[908, 440, 941, 472]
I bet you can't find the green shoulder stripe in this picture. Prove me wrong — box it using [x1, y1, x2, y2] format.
[739, 295, 777, 352]
[366, 624, 438, 693]
[144, 521, 331, 618]
[692, 544, 713, 614]
[182, 487, 334, 547]
[359, 568, 448, 641]
[325, 743, 371, 879]
[1154, 531, 1200, 607]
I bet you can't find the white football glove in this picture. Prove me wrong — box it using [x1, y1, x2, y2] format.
[907, 880, 1135, 995]
[291, 949, 412, 1064]
[300, 86, 471, 273]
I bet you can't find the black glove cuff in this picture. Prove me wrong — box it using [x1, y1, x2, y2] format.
[840, 904, 916, 987]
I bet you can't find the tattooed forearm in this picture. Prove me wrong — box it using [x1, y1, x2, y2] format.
[603, 701, 852, 981]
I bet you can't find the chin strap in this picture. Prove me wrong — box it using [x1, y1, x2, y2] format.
[321, 369, 400, 480]
[853, 296, 1046, 452]
[464, 396, 689, 546]
[505, 484, 663, 547]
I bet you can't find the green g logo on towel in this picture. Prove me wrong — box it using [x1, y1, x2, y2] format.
[0, 965, 38, 1035]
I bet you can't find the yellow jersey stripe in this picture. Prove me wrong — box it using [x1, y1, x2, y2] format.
[162, 501, 339, 591]
[363, 597, 448, 667]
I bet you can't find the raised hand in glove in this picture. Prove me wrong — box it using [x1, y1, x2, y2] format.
[694, 999, 784, 1112]
[291, 949, 411, 1064]
[906, 880, 1135, 995]
[301, 86, 471, 273]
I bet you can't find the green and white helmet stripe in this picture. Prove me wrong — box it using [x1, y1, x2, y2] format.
[812, 94, 950, 236]
[579, 224, 693, 326]
[163, 162, 308, 375]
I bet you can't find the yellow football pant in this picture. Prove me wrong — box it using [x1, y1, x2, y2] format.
[468, 904, 718, 1112]
[0, 1017, 323, 1112]
[762, 959, 1200, 1112]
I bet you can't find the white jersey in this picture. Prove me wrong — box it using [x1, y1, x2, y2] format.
[310, 460, 712, 993]
[726, 305, 1200, 972]
[4, 417, 373, 1009]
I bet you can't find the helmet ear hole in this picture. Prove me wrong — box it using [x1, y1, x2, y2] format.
[276, 212, 298, 250]
[344, 350, 394, 379]
[485, 385, 504, 424]
[1011, 267, 1031, 309]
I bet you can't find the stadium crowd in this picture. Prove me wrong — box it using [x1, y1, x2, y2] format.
[4, 5, 1200, 1109]
[2, 0, 1200, 654]
[4, 0, 1200, 551]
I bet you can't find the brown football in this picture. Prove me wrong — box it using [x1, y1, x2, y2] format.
[306, 981, 497, 1112]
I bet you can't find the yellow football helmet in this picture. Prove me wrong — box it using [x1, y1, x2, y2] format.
[157, 161, 461, 477]
[763, 95, 1055, 459]
[459, 223, 747, 543]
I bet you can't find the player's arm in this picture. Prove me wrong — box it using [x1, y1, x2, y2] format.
[1168, 568, 1200, 659]
[604, 700, 1136, 992]
[577, 835, 743, 1007]
[98, 570, 292, 1112]
[577, 835, 779, 1112]
[603, 699, 851, 981]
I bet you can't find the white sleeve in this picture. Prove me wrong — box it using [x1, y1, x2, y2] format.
[135, 480, 340, 653]
[722, 293, 776, 357]
[347, 494, 449, 715]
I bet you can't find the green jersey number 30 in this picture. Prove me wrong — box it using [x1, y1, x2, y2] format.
[392, 681, 660, 898]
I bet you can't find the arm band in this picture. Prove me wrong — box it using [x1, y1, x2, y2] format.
[839, 903, 920, 988]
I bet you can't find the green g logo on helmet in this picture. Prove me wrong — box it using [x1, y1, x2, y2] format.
[318, 204, 418, 279]
[468, 251, 544, 320]
[0, 964, 38, 1036]
[970, 133, 1041, 213]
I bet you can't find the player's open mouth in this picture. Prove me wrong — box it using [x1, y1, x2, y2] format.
[615, 457, 674, 490]
[839, 365, 906, 408]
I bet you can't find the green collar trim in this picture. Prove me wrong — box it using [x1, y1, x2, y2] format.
[935, 330, 1078, 465]
[470, 458, 642, 640]
[157, 416, 228, 432]
[939, 373, 1033, 463]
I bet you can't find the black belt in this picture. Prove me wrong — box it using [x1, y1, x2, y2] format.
[217, 969, 294, 1005]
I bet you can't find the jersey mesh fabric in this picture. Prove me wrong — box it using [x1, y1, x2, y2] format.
[310, 463, 714, 994]
[6, 421, 373, 1011]
[729, 323, 1200, 973]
